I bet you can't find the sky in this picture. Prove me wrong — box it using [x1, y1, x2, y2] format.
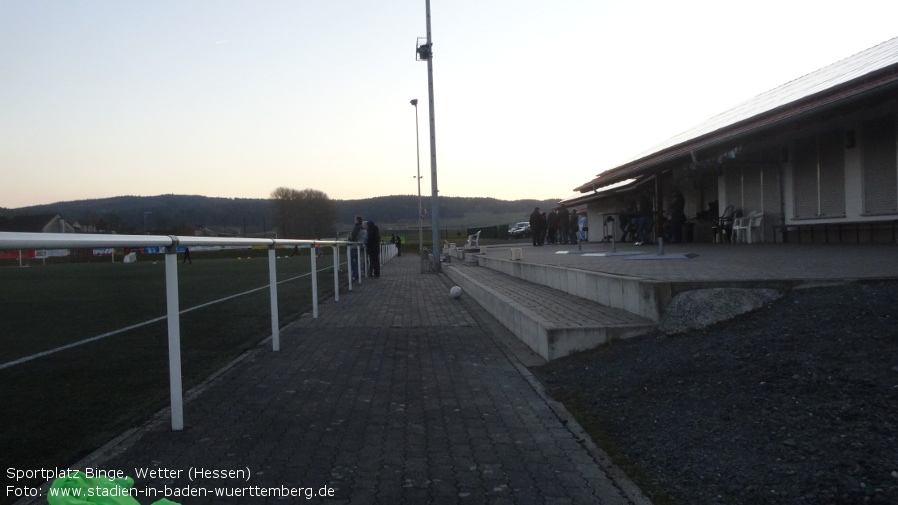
[2, 1, 897, 209]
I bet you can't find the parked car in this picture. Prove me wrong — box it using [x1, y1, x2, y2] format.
[508, 222, 531, 238]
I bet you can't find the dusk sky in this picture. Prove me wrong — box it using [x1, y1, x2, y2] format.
[2, 1, 897, 208]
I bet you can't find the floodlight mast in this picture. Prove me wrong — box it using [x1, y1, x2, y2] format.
[411, 99, 424, 255]
[416, 0, 441, 272]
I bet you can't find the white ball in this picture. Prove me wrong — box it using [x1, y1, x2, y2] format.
[449, 286, 462, 298]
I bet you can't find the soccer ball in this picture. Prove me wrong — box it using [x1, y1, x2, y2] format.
[449, 286, 462, 299]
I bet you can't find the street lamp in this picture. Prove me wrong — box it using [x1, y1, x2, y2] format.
[411, 99, 424, 254]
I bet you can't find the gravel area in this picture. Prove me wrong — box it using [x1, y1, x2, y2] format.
[532, 280, 898, 505]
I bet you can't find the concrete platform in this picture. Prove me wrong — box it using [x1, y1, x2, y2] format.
[447, 241, 898, 360]
[445, 263, 656, 361]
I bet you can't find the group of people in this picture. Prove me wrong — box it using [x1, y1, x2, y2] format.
[528, 204, 584, 246]
[348, 215, 382, 279]
[619, 191, 687, 245]
[389, 234, 402, 256]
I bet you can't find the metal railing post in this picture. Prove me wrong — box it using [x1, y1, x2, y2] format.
[164, 243, 184, 431]
[347, 244, 354, 291]
[356, 244, 363, 283]
[311, 245, 319, 318]
[268, 245, 280, 351]
[364, 247, 370, 278]
[332, 245, 340, 301]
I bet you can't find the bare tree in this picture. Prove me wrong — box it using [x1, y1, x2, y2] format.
[270, 187, 338, 239]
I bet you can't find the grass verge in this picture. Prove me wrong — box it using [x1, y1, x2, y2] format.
[544, 386, 677, 505]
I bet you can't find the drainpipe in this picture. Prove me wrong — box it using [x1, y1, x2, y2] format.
[655, 174, 663, 242]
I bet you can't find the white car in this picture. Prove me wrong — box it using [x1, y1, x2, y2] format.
[508, 222, 532, 238]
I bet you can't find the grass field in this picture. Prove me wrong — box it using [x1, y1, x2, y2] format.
[0, 248, 346, 501]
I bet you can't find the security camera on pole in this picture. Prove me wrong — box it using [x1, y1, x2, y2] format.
[416, 0, 441, 273]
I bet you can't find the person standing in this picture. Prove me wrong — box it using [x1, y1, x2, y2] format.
[529, 207, 541, 246]
[350, 215, 364, 242]
[632, 195, 653, 245]
[668, 191, 686, 243]
[578, 212, 588, 242]
[349, 215, 365, 280]
[366, 220, 381, 277]
[182, 247, 192, 264]
[546, 208, 558, 244]
[395, 235, 402, 256]
[557, 204, 570, 245]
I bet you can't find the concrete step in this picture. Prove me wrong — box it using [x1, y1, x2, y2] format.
[445, 264, 656, 361]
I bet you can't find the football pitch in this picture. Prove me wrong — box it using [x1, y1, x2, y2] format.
[0, 250, 345, 499]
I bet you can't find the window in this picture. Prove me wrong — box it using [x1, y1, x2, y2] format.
[792, 130, 845, 219]
[862, 117, 898, 215]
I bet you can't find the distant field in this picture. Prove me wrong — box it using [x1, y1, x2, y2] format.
[0, 249, 346, 500]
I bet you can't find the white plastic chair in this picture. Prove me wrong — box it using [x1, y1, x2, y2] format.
[465, 230, 481, 249]
[731, 212, 753, 243]
[746, 212, 764, 243]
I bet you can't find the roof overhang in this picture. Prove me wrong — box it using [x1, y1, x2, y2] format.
[562, 174, 655, 207]
[572, 37, 898, 195]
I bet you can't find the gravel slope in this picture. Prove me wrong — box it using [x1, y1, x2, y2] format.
[532, 281, 898, 505]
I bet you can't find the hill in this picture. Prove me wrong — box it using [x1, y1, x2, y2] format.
[0, 194, 559, 237]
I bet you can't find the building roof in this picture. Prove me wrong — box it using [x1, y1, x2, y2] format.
[572, 36, 898, 195]
[0, 214, 61, 233]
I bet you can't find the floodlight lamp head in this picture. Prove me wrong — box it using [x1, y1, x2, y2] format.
[410, 99, 418, 106]
[415, 40, 431, 61]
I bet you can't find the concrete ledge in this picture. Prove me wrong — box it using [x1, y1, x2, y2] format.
[474, 254, 802, 322]
[446, 264, 655, 361]
[477, 253, 670, 322]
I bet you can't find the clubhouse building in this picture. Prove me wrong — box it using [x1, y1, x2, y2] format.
[564, 37, 898, 244]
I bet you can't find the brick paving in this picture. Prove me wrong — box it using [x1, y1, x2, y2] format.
[83, 254, 637, 504]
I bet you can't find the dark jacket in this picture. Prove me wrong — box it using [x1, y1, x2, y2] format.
[557, 206, 570, 228]
[366, 221, 381, 252]
[529, 209, 541, 229]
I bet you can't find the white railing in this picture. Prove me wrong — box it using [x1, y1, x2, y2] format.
[0, 232, 397, 431]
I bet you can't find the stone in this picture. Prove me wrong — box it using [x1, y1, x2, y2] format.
[659, 288, 783, 335]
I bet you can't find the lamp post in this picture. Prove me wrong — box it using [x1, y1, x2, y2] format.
[410, 99, 424, 254]
[416, 0, 441, 272]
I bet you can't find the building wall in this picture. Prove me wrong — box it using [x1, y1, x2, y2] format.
[782, 113, 897, 225]
[742, 108, 898, 242]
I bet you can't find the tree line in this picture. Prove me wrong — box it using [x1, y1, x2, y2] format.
[2, 192, 559, 238]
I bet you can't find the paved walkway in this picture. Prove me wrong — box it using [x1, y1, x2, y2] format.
[76, 254, 641, 504]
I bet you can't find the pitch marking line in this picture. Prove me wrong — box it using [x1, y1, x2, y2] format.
[0, 268, 333, 370]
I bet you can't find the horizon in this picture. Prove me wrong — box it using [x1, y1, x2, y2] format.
[2, 192, 563, 212]
[3, 1, 897, 208]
